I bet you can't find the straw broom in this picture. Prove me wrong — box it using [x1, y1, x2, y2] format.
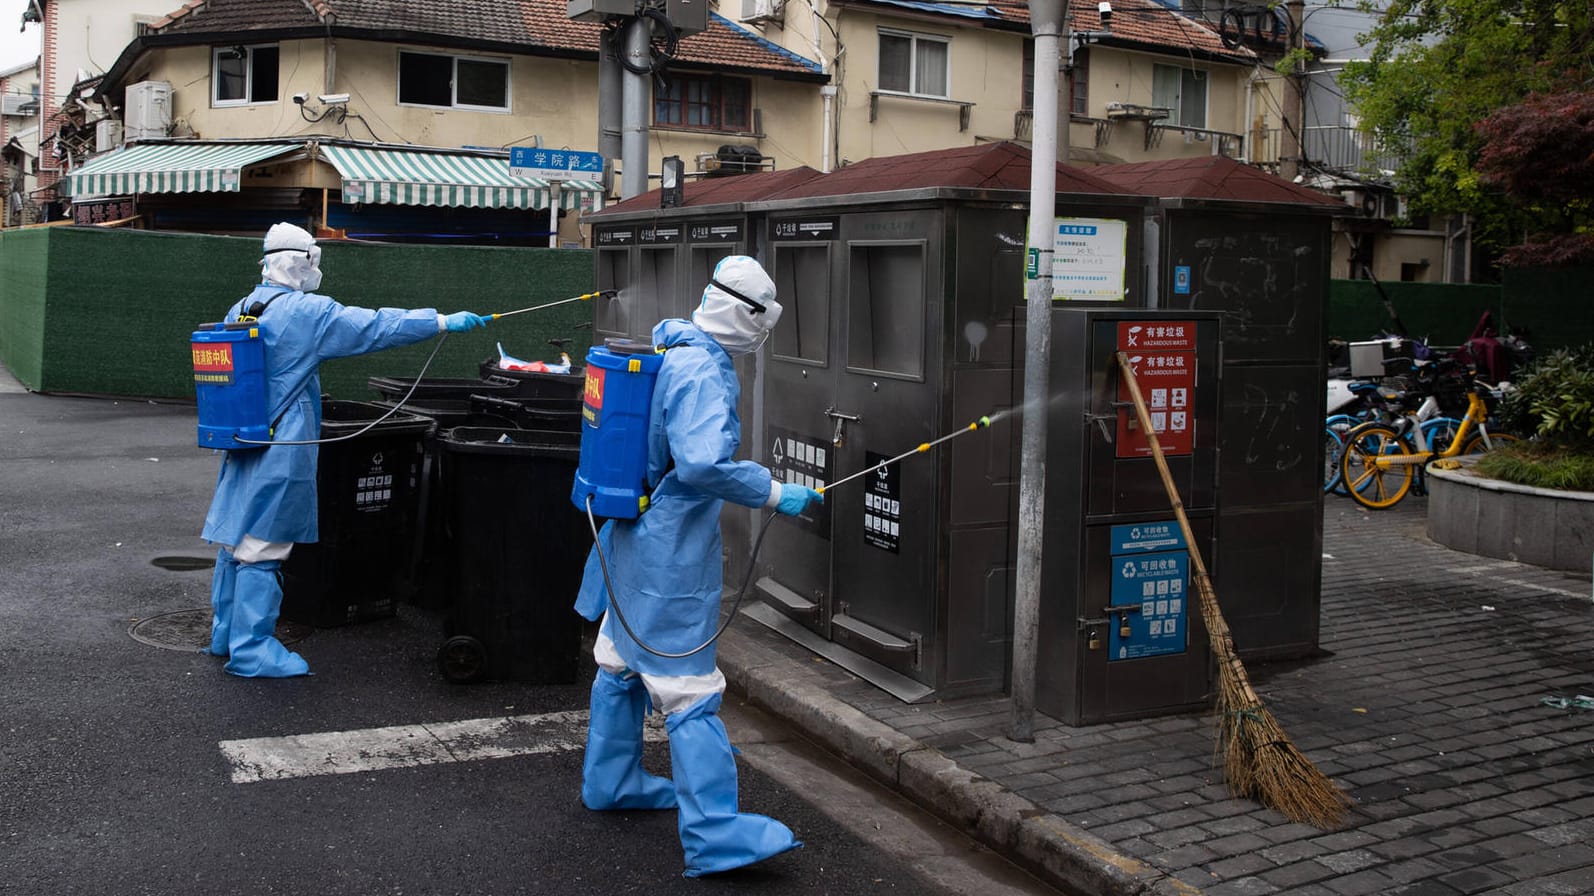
[1116, 351, 1349, 829]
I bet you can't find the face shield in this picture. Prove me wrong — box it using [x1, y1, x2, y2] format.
[692, 256, 783, 356]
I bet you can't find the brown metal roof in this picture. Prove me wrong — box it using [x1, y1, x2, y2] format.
[596, 141, 1128, 215]
[597, 166, 828, 215]
[153, 0, 824, 79]
[1089, 156, 1346, 205]
[771, 141, 1126, 198]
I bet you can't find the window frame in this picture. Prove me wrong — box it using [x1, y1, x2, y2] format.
[1151, 63, 1207, 129]
[877, 28, 951, 100]
[1071, 47, 1090, 117]
[652, 72, 753, 133]
[211, 43, 279, 107]
[396, 50, 511, 113]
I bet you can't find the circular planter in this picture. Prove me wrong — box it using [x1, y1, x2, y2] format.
[1426, 455, 1594, 572]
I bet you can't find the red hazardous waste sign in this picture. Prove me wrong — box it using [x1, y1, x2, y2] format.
[1116, 322, 1196, 458]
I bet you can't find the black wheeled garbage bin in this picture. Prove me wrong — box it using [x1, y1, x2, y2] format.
[280, 400, 434, 627]
[467, 393, 583, 433]
[434, 426, 589, 684]
[366, 374, 520, 402]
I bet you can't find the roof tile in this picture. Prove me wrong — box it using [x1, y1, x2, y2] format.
[156, 0, 822, 77]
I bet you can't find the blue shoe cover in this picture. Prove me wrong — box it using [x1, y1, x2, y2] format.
[582, 670, 676, 810]
[206, 549, 237, 657]
[668, 694, 801, 877]
[223, 560, 309, 678]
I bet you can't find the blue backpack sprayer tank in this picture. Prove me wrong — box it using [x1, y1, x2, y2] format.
[570, 334, 995, 659]
[192, 322, 273, 449]
[571, 339, 664, 519]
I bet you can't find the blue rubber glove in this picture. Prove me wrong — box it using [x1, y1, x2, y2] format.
[443, 311, 488, 333]
[775, 484, 823, 516]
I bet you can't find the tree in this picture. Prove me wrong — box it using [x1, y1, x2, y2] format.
[1341, 0, 1594, 276]
[1475, 90, 1594, 266]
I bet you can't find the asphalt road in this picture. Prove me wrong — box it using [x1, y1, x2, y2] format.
[0, 384, 1057, 896]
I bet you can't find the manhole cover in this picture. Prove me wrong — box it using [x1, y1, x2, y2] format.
[151, 555, 216, 572]
[129, 608, 312, 652]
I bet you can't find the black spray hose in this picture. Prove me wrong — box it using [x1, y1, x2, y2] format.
[231, 331, 453, 447]
[584, 494, 780, 660]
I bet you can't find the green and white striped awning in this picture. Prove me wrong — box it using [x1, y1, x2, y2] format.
[321, 144, 604, 211]
[63, 142, 302, 198]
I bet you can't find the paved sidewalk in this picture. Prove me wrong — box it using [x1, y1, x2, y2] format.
[720, 497, 1594, 895]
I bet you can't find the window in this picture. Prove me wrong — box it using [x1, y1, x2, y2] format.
[1021, 40, 1033, 111]
[1071, 48, 1090, 117]
[654, 74, 751, 131]
[1152, 64, 1206, 128]
[878, 30, 949, 98]
[213, 44, 279, 106]
[398, 51, 509, 111]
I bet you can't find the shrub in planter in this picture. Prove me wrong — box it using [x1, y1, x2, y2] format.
[1478, 343, 1594, 490]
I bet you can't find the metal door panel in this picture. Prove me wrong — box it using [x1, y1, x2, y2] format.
[757, 238, 839, 637]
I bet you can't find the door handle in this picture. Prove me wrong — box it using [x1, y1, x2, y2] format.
[824, 407, 861, 447]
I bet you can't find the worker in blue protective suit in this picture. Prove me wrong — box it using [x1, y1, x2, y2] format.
[201, 222, 487, 678]
[574, 255, 823, 877]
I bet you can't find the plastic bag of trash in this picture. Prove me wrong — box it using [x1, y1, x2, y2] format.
[496, 343, 572, 374]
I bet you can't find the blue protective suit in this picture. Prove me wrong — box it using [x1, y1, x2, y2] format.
[202, 284, 440, 677]
[574, 318, 800, 876]
[573, 319, 775, 677]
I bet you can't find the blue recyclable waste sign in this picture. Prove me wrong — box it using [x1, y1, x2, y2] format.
[1107, 522, 1189, 660]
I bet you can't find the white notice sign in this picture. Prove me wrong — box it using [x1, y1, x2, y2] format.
[1052, 218, 1128, 301]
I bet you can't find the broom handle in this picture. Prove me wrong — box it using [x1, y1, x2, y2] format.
[1113, 351, 1212, 583]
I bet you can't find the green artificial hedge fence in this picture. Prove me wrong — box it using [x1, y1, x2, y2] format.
[0, 227, 595, 399]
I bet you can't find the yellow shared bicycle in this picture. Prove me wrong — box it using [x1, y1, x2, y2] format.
[1338, 369, 1521, 510]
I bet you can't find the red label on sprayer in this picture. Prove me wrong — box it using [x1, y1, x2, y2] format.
[582, 365, 606, 426]
[192, 342, 235, 385]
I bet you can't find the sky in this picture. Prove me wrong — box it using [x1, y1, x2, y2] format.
[0, 0, 39, 72]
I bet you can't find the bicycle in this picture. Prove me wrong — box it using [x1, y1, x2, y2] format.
[1323, 374, 1463, 497]
[1338, 367, 1521, 510]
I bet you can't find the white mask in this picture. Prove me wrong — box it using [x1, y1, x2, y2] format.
[692, 256, 783, 355]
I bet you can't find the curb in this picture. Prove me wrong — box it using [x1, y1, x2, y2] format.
[718, 627, 1201, 896]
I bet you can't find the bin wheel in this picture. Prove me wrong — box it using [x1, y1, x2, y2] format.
[438, 635, 487, 684]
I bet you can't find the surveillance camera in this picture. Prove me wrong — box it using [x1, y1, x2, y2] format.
[292, 92, 308, 105]
[1098, 1, 1112, 24]
[318, 93, 350, 106]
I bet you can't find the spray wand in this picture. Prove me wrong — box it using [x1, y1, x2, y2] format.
[233, 290, 614, 447]
[489, 289, 615, 321]
[817, 416, 992, 495]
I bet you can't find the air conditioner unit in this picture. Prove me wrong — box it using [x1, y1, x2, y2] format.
[1, 94, 31, 116]
[95, 118, 123, 152]
[124, 80, 172, 140]
[739, 0, 777, 23]
[1344, 187, 1399, 219]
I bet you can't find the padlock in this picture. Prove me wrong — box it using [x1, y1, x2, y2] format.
[1087, 628, 1101, 651]
[1119, 614, 1131, 639]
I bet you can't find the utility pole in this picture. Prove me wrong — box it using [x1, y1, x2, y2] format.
[1009, 0, 1064, 744]
[1279, 0, 1305, 181]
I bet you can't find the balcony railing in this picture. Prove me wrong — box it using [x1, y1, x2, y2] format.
[1303, 125, 1409, 176]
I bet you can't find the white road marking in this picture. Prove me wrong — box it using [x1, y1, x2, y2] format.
[220, 710, 666, 784]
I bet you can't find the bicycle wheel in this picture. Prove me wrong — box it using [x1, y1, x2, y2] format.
[1461, 430, 1523, 455]
[1340, 422, 1416, 509]
[1322, 426, 1346, 494]
[1420, 416, 1465, 452]
[1414, 416, 1464, 497]
[1324, 414, 1359, 496]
